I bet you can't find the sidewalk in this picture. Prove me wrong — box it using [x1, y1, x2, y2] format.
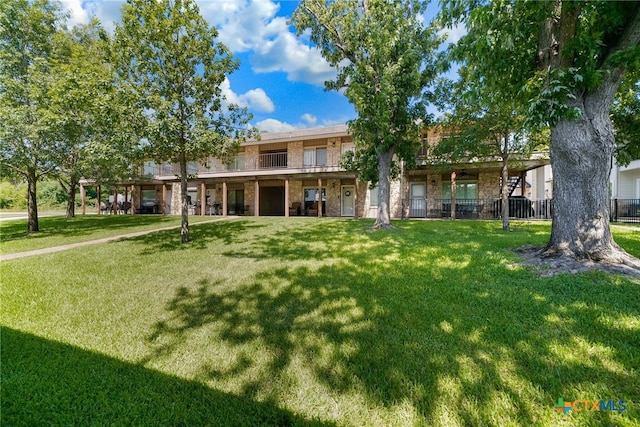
[0, 217, 229, 261]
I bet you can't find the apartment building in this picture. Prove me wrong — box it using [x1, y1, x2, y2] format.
[80, 124, 551, 219]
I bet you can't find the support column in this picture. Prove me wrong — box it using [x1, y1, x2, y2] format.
[318, 177, 323, 217]
[222, 181, 228, 217]
[124, 186, 129, 214]
[80, 184, 86, 215]
[130, 185, 136, 215]
[113, 187, 118, 215]
[353, 178, 358, 219]
[450, 171, 457, 220]
[520, 171, 527, 196]
[254, 180, 259, 217]
[97, 185, 101, 215]
[200, 181, 206, 216]
[284, 178, 290, 217]
[162, 184, 167, 215]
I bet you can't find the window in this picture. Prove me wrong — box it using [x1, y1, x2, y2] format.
[442, 182, 478, 199]
[304, 148, 327, 166]
[143, 161, 157, 175]
[369, 186, 379, 207]
[304, 188, 326, 209]
[227, 154, 245, 171]
[341, 143, 355, 155]
[304, 149, 315, 166]
[187, 161, 198, 175]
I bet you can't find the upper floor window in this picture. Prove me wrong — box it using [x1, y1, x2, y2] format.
[304, 148, 327, 166]
[341, 143, 355, 155]
[143, 161, 157, 175]
[227, 154, 245, 171]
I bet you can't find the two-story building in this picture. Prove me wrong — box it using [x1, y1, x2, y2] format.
[80, 124, 551, 219]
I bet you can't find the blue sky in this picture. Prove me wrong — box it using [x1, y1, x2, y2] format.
[62, 0, 463, 133]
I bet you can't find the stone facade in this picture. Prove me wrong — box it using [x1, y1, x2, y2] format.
[287, 141, 304, 168]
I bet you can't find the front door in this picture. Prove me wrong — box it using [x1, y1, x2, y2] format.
[341, 185, 354, 216]
[409, 183, 426, 217]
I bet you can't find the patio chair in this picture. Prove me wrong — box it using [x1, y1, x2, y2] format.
[289, 202, 301, 216]
[307, 201, 318, 216]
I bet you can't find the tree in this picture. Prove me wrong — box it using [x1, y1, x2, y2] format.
[48, 19, 138, 218]
[292, 0, 441, 229]
[0, 0, 63, 233]
[432, 26, 547, 231]
[441, 0, 640, 262]
[612, 70, 640, 166]
[115, 0, 254, 243]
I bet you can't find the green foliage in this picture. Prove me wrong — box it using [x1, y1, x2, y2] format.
[114, 0, 254, 165]
[0, 181, 27, 209]
[292, 0, 441, 225]
[612, 75, 640, 166]
[0, 0, 63, 178]
[114, 0, 255, 241]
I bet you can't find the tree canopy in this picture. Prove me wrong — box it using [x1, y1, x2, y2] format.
[292, 0, 442, 228]
[440, 0, 640, 262]
[115, 0, 255, 243]
[0, 0, 64, 232]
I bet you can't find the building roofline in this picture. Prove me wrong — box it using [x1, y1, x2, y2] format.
[243, 124, 349, 146]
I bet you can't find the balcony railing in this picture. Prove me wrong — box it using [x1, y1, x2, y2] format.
[408, 198, 639, 223]
[258, 152, 287, 169]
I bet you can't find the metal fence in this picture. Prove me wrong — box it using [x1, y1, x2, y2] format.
[408, 198, 639, 224]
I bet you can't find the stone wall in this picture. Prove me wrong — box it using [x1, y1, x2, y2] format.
[287, 141, 304, 168]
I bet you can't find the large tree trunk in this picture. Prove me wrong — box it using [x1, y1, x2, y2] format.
[373, 147, 394, 229]
[27, 168, 39, 233]
[61, 178, 77, 219]
[545, 90, 624, 261]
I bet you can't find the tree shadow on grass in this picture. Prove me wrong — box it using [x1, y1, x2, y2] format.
[144, 220, 639, 425]
[125, 219, 264, 255]
[1, 327, 331, 426]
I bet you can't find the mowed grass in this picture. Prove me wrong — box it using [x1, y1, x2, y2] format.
[0, 213, 217, 254]
[1, 218, 639, 426]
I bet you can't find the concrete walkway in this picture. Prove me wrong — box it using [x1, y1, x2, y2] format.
[0, 217, 230, 262]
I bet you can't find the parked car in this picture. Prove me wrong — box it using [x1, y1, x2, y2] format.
[495, 196, 535, 218]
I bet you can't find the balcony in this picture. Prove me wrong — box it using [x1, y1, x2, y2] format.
[258, 152, 287, 169]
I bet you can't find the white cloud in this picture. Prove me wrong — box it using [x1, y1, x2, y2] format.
[60, 0, 89, 27]
[255, 116, 349, 133]
[301, 113, 317, 126]
[439, 22, 467, 45]
[199, 0, 336, 86]
[255, 118, 301, 133]
[61, 0, 336, 86]
[220, 78, 275, 113]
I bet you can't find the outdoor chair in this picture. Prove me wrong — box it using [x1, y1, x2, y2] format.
[307, 201, 318, 216]
[289, 202, 301, 216]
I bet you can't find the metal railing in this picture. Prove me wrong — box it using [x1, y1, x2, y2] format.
[258, 152, 287, 169]
[408, 197, 639, 223]
[611, 199, 640, 224]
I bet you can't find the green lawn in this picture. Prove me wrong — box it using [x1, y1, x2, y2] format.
[0, 214, 217, 254]
[1, 218, 639, 426]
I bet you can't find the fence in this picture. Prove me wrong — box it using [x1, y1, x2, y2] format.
[408, 198, 639, 224]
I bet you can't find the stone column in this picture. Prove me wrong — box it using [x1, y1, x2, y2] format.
[254, 180, 260, 217]
[318, 177, 323, 217]
[200, 181, 206, 216]
[285, 178, 290, 217]
[222, 181, 228, 216]
[80, 184, 86, 215]
[162, 184, 167, 215]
